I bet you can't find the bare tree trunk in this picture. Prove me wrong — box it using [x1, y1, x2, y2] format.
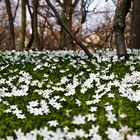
[26, 0, 34, 50]
[32, 0, 42, 50]
[5, 0, 15, 50]
[113, 0, 131, 59]
[18, 0, 26, 51]
[60, 0, 73, 49]
[130, 0, 140, 49]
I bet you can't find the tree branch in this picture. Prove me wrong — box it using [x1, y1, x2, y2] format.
[13, 0, 20, 20]
[45, 0, 94, 58]
[55, 0, 63, 7]
[38, 10, 59, 41]
[72, 0, 80, 8]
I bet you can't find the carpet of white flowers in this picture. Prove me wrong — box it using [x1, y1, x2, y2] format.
[0, 49, 140, 140]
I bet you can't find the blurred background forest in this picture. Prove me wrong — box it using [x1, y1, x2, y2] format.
[0, 0, 135, 52]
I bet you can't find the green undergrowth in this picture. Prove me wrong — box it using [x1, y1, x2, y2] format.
[0, 51, 140, 139]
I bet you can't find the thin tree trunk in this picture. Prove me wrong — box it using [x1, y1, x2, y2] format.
[60, 0, 73, 49]
[18, 0, 26, 51]
[130, 0, 140, 49]
[113, 0, 131, 59]
[32, 0, 42, 50]
[26, 0, 34, 50]
[5, 0, 15, 50]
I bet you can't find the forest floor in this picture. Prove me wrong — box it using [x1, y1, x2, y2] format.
[0, 49, 140, 140]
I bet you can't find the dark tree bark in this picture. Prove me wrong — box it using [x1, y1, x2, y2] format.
[113, 0, 131, 59]
[18, 0, 26, 51]
[5, 0, 16, 50]
[26, 0, 34, 50]
[13, 0, 20, 20]
[45, 0, 94, 58]
[56, 0, 80, 50]
[32, 0, 42, 50]
[60, 0, 73, 49]
[130, 0, 140, 49]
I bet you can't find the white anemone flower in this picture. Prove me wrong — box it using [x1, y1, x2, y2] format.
[14, 129, 37, 140]
[80, 87, 87, 94]
[37, 127, 52, 139]
[72, 114, 86, 125]
[86, 100, 95, 105]
[86, 114, 96, 122]
[89, 125, 100, 136]
[52, 102, 62, 110]
[27, 100, 50, 115]
[89, 106, 97, 112]
[74, 129, 87, 138]
[60, 76, 69, 84]
[5, 105, 26, 119]
[106, 112, 117, 124]
[75, 99, 81, 106]
[120, 125, 130, 134]
[106, 128, 124, 140]
[105, 105, 113, 112]
[90, 134, 102, 140]
[29, 100, 39, 107]
[50, 128, 65, 140]
[119, 113, 127, 119]
[108, 93, 115, 98]
[48, 120, 59, 127]
[127, 134, 140, 140]
[66, 132, 76, 139]
[137, 104, 140, 110]
[130, 65, 135, 71]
